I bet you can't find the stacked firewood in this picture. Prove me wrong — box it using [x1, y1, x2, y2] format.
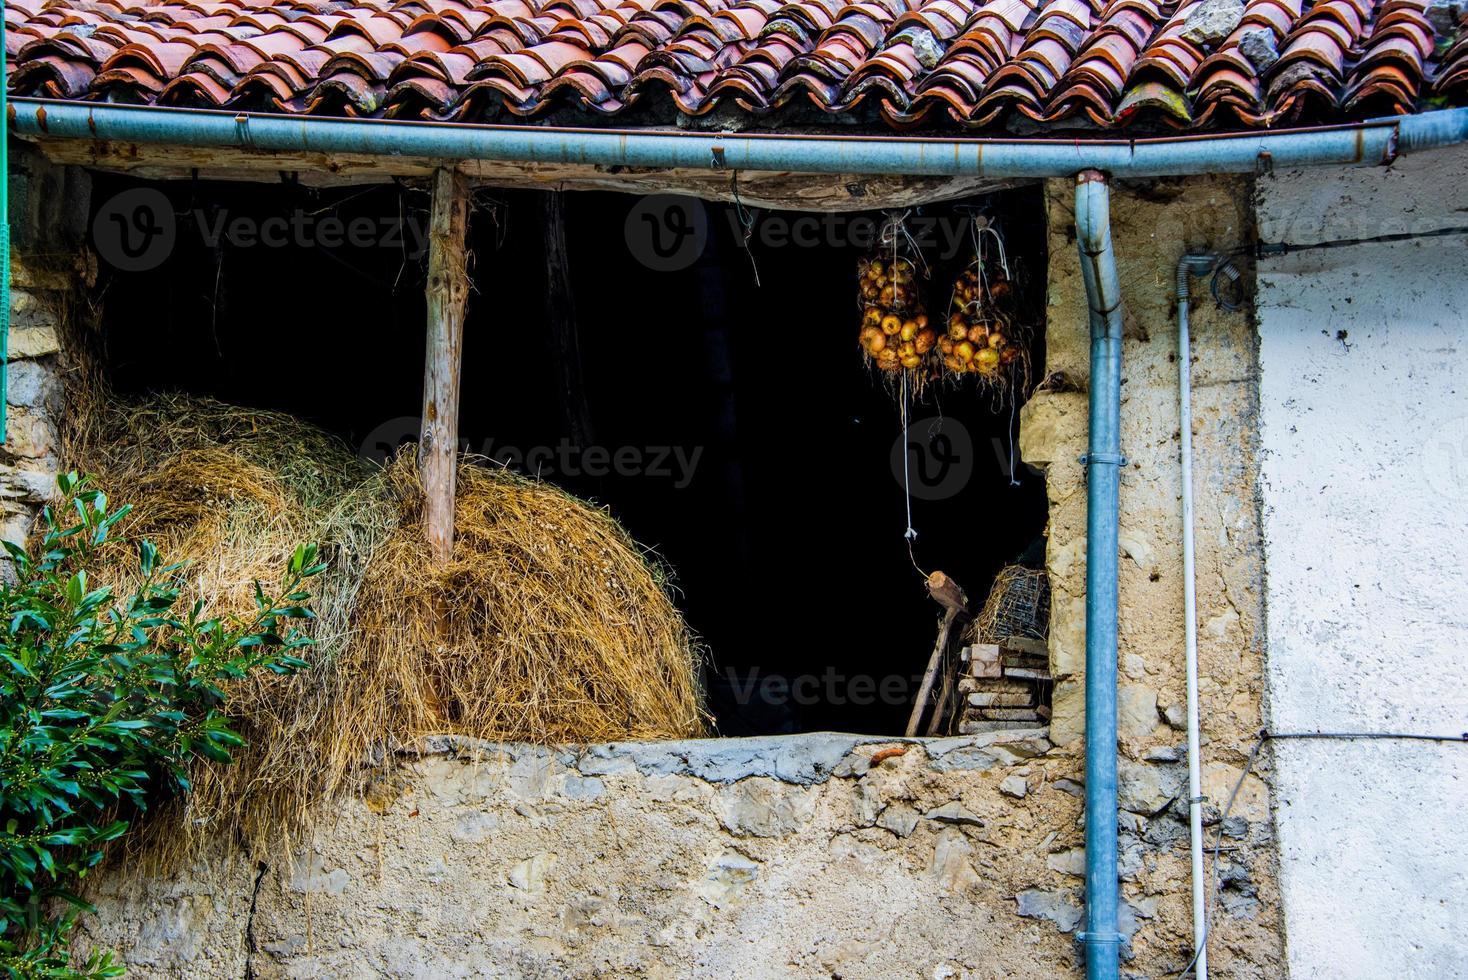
[955, 636, 1052, 733]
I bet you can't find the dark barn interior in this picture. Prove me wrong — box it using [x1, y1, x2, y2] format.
[94, 173, 1049, 736]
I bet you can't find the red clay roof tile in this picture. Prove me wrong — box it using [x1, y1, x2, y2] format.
[6, 0, 1467, 132]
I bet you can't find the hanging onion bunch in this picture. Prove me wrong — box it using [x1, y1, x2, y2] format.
[858, 214, 938, 381]
[939, 221, 1030, 397]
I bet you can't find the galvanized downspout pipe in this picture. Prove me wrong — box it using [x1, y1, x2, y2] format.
[1075, 170, 1124, 980]
[1175, 254, 1218, 980]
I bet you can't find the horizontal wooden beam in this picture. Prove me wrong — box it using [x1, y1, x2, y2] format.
[20, 135, 1027, 211]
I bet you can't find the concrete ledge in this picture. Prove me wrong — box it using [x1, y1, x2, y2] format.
[404, 729, 1053, 786]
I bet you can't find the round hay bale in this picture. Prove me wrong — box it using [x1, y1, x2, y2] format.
[318, 451, 709, 799]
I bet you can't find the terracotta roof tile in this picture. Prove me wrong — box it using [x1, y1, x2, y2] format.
[7, 0, 1468, 131]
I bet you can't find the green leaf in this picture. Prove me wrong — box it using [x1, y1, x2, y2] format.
[93, 821, 129, 843]
[138, 539, 158, 578]
[2, 652, 35, 678]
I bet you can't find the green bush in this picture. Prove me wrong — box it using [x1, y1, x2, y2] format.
[0, 473, 323, 978]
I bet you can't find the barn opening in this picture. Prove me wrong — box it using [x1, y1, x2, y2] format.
[91, 173, 1049, 737]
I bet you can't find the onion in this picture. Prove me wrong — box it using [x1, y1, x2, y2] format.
[915, 329, 937, 354]
[955, 340, 975, 361]
[880, 314, 903, 336]
[860, 326, 886, 353]
[900, 320, 919, 342]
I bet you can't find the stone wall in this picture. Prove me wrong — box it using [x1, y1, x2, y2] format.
[77, 731, 1095, 979]
[1, 145, 94, 573]
[1, 261, 66, 555]
[1022, 174, 1284, 976]
[1255, 145, 1468, 979]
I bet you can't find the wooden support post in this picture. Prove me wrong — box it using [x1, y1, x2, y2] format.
[905, 571, 970, 738]
[420, 167, 470, 563]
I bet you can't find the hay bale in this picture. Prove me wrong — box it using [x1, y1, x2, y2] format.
[72, 394, 396, 855]
[68, 393, 706, 859]
[321, 454, 707, 779]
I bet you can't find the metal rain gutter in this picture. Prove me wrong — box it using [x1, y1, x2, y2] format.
[8, 99, 1468, 178]
[1075, 169, 1124, 980]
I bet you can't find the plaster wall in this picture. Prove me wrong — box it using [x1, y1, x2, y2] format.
[1023, 173, 1284, 978]
[1255, 145, 1468, 980]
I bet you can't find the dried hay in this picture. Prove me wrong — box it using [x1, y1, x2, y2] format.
[967, 564, 1051, 646]
[67, 393, 706, 860]
[324, 452, 708, 776]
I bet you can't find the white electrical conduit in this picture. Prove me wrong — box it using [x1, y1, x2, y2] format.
[1176, 254, 1216, 980]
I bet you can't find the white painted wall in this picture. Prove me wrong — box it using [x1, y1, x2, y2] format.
[1256, 145, 1468, 980]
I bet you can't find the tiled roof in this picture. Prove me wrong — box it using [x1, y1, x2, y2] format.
[5, 0, 1468, 132]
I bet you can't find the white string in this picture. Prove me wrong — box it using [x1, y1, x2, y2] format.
[901, 369, 917, 543]
[1006, 389, 1021, 486]
[982, 224, 1011, 280]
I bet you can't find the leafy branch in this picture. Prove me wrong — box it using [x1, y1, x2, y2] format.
[0, 473, 322, 977]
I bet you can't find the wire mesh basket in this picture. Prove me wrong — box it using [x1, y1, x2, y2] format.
[972, 565, 1050, 644]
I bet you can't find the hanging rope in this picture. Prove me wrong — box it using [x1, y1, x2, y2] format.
[729, 171, 761, 286]
[898, 371, 929, 580]
[1006, 392, 1021, 487]
[900, 371, 917, 545]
